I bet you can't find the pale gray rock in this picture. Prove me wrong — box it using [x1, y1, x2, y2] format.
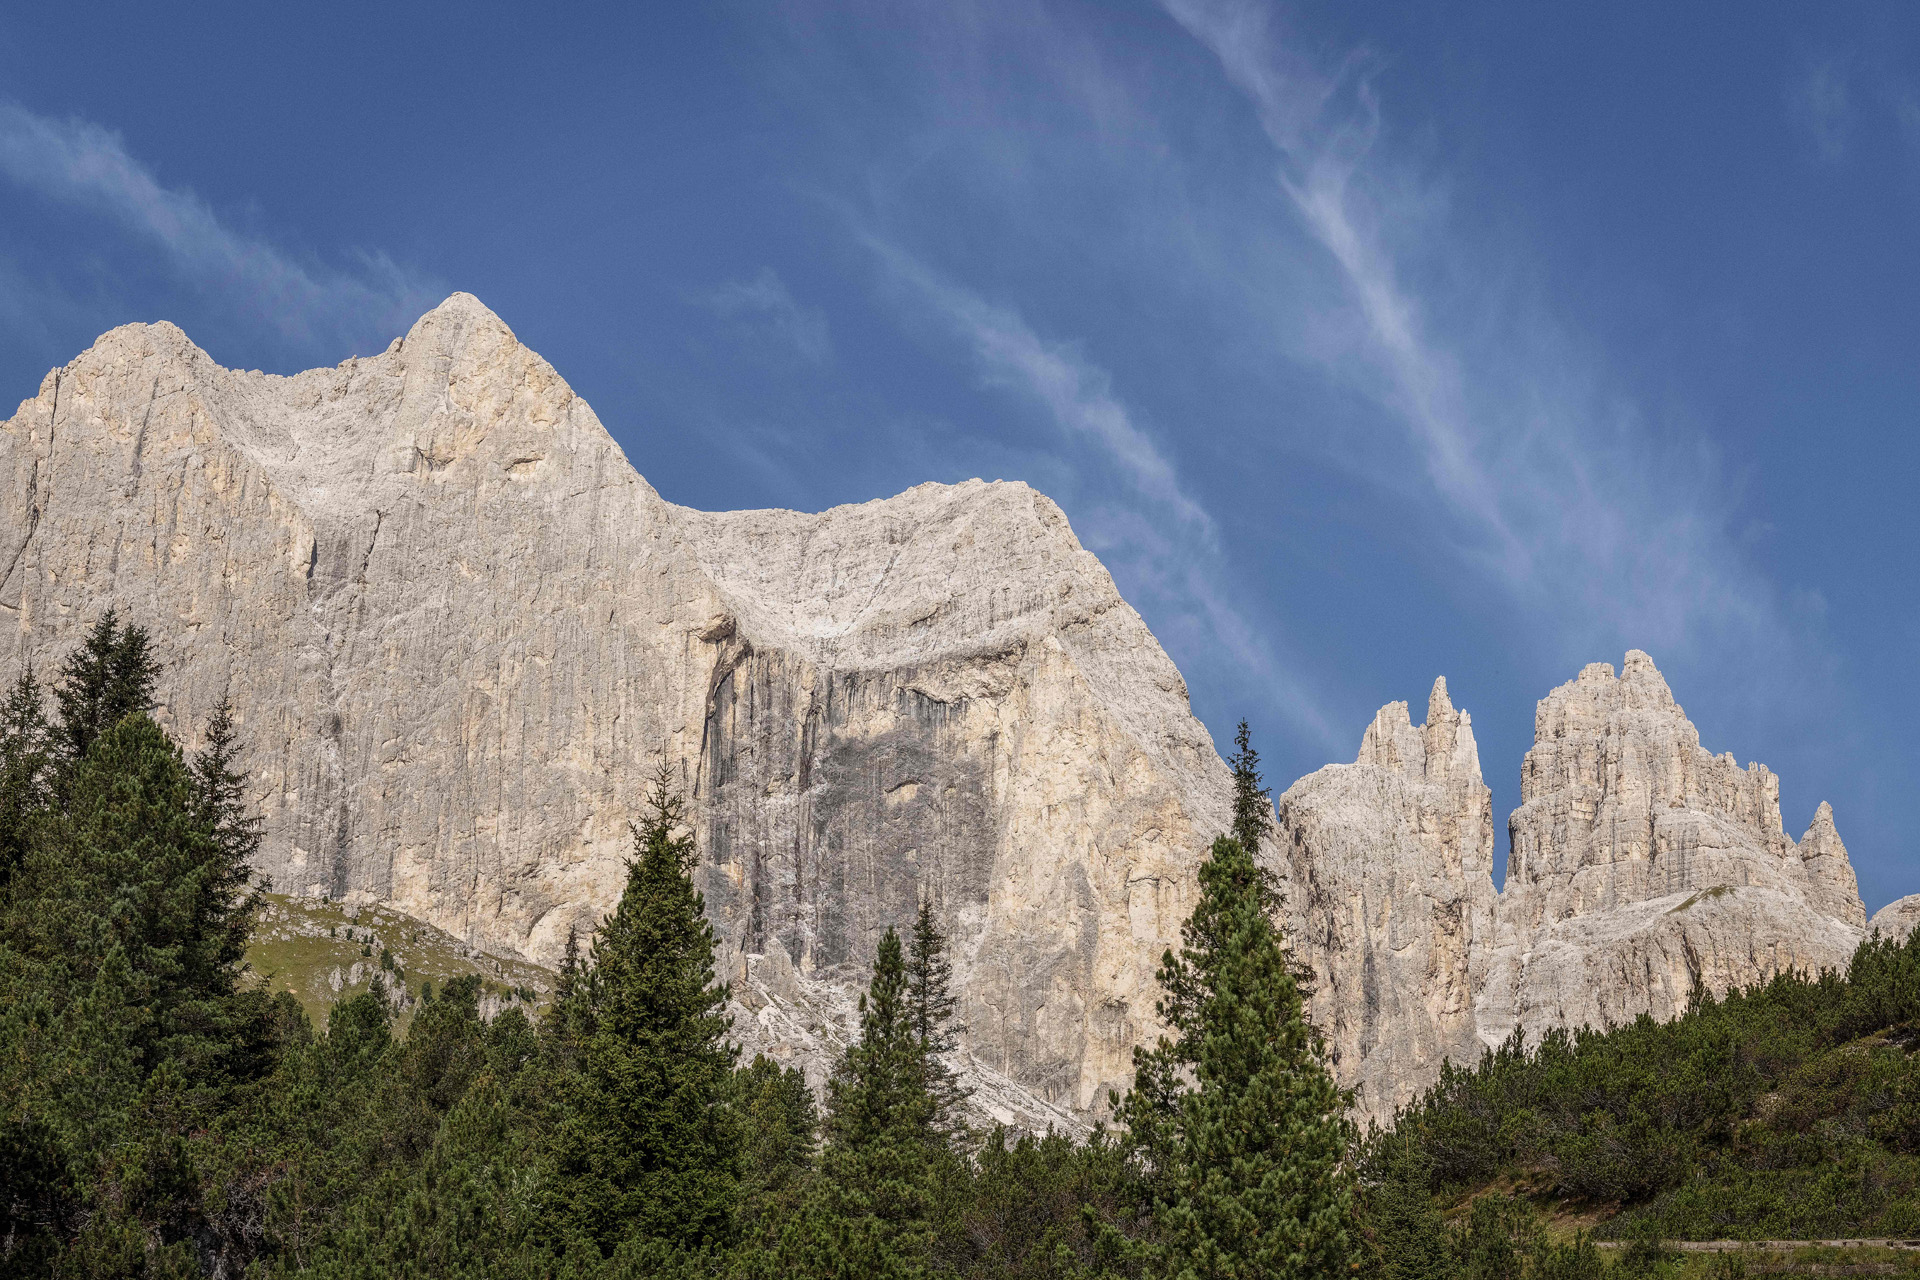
[0, 295, 1232, 1118]
[4, 297, 1896, 1128]
[1868, 894, 1920, 944]
[1272, 677, 1496, 1122]
[1476, 651, 1867, 1047]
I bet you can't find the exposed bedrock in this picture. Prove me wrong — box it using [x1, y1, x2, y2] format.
[1477, 651, 1866, 1048]
[1272, 677, 1496, 1121]
[0, 294, 1229, 1120]
[1869, 895, 1920, 944]
[1, 295, 1895, 1129]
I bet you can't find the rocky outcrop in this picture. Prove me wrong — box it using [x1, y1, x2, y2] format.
[1269, 652, 1878, 1123]
[0, 295, 1231, 1118]
[2, 297, 1894, 1128]
[1476, 651, 1866, 1046]
[1868, 895, 1920, 944]
[1272, 678, 1496, 1120]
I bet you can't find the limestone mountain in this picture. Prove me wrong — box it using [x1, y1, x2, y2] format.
[0, 293, 1229, 1123]
[1272, 677, 1496, 1120]
[0, 296, 1890, 1127]
[1477, 650, 1866, 1046]
[1271, 652, 1872, 1121]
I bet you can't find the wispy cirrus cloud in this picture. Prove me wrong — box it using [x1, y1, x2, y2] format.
[870, 237, 1343, 751]
[698, 266, 833, 364]
[1162, 0, 1800, 674]
[0, 101, 438, 353]
[1788, 56, 1856, 162]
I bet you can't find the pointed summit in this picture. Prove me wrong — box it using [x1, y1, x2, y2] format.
[1797, 801, 1865, 927]
[398, 291, 518, 352]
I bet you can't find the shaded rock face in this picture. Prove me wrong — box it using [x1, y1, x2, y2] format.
[1272, 678, 1496, 1121]
[0, 295, 1231, 1117]
[1476, 651, 1866, 1048]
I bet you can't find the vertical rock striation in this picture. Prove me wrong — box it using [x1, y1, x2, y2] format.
[1475, 651, 1866, 1047]
[0, 295, 1231, 1119]
[0, 296, 1897, 1127]
[1272, 678, 1496, 1120]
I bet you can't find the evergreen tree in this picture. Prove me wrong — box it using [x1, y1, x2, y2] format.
[1120, 835, 1355, 1280]
[0, 667, 50, 884]
[18, 713, 264, 1083]
[52, 610, 161, 774]
[1228, 719, 1273, 860]
[189, 697, 265, 1004]
[1371, 1139, 1453, 1280]
[906, 894, 972, 1141]
[737, 1053, 818, 1242]
[788, 927, 937, 1280]
[548, 764, 741, 1260]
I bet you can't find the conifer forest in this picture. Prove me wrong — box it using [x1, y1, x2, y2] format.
[4, 616, 1920, 1280]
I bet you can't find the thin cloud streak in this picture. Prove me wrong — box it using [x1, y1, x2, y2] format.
[1162, 0, 1797, 668]
[869, 236, 1343, 752]
[0, 101, 438, 354]
[1789, 57, 1856, 163]
[699, 267, 833, 364]
[870, 238, 1215, 538]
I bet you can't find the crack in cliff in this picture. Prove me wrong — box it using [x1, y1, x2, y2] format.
[0, 372, 59, 608]
[124, 376, 159, 498]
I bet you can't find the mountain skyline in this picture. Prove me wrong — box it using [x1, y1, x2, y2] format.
[1, 2, 1915, 909]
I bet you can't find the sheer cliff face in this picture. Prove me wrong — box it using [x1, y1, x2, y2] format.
[0, 294, 1886, 1128]
[0, 295, 1231, 1117]
[1272, 678, 1496, 1120]
[1476, 651, 1866, 1046]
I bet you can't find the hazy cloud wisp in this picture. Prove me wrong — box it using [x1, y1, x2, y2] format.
[872, 238, 1343, 750]
[0, 101, 438, 354]
[1162, 0, 1797, 670]
[700, 267, 833, 364]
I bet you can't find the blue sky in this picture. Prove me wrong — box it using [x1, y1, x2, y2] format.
[2, 2, 1915, 909]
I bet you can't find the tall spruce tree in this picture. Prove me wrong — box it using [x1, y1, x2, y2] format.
[790, 927, 937, 1280]
[1228, 720, 1273, 859]
[548, 764, 741, 1260]
[1121, 833, 1355, 1280]
[906, 894, 972, 1141]
[188, 696, 265, 997]
[52, 609, 161, 776]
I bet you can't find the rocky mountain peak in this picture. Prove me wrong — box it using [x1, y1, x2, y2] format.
[1478, 650, 1867, 1048]
[1275, 680, 1495, 1120]
[0, 296, 1231, 1125]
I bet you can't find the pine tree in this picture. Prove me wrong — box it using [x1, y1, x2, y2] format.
[737, 1052, 818, 1239]
[1121, 834, 1355, 1280]
[52, 609, 161, 774]
[548, 763, 741, 1260]
[0, 667, 50, 884]
[28, 714, 263, 1082]
[789, 927, 937, 1280]
[906, 894, 972, 1141]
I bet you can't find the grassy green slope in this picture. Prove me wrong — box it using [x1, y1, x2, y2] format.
[245, 893, 556, 1035]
